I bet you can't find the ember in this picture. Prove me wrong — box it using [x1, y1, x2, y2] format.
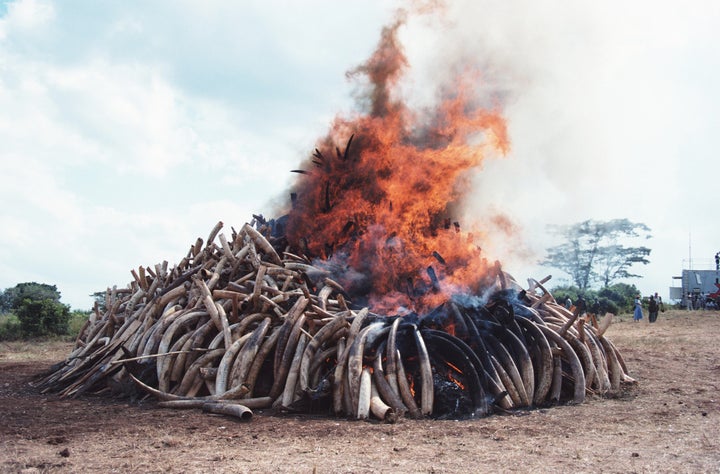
[33, 8, 635, 422]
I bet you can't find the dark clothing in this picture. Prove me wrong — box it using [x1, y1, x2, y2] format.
[648, 298, 659, 323]
[575, 297, 587, 314]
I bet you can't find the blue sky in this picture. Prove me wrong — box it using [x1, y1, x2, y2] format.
[1, 0, 719, 309]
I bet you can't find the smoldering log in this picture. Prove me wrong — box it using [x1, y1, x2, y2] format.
[427, 266, 440, 292]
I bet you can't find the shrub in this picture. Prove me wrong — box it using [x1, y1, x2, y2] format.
[550, 282, 639, 314]
[594, 296, 619, 315]
[68, 310, 90, 338]
[0, 313, 23, 340]
[598, 283, 638, 313]
[15, 298, 71, 338]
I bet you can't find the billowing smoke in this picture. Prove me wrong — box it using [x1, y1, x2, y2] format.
[277, 5, 515, 314]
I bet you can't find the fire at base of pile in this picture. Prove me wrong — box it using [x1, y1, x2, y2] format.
[33, 220, 635, 423]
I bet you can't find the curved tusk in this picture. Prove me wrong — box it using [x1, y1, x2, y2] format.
[202, 402, 253, 421]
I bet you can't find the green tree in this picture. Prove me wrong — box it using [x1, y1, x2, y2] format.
[1, 282, 70, 338]
[16, 298, 71, 337]
[599, 283, 637, 312]
[541, 219, 651, 290]
[90, 291, 107, 313]
[1, 282, 61, 312]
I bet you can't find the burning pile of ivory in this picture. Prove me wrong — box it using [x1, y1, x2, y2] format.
[33, 220, 634, 422]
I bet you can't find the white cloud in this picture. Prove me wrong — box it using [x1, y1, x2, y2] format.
[0, 0, 54, 34]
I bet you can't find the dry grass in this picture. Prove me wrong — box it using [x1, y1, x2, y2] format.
[0, 339, 73, 362]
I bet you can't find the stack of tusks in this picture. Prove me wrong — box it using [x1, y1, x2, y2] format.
[32, 220, 634, 422]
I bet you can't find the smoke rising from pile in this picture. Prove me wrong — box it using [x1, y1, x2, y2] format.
[282, 6, 512, 313]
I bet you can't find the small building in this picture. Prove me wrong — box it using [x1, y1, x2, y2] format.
[670, 257, 720, 308]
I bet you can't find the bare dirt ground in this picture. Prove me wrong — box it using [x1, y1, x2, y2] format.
[1, 310, 719, 474]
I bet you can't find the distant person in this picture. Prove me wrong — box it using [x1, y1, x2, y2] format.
[716, 252, 719, 270]
[575, 295, 587, 316]
[565, 297, 572, 310]
[633, 295, 643, 322]
[686, 293, 693, 311]
[648, 295, 659, 323]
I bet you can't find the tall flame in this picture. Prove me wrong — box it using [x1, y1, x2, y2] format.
[284, 13, 509, 314]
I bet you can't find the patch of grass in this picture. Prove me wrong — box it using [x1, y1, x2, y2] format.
[0, 339, 74, 361]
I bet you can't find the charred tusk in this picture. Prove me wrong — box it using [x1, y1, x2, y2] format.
[299, 312, 348, 393]
[385, 317, 401, 397]
[395, 349, 421, 419]
[269, 314, 307, 400]
[243, 326, 282, 397]
[371, 345, 407, 417]
[273, 296, 309, 380]
[281, 333, 308, 408]
[486, 337, 529, 407]
[490, 355, 521, 408]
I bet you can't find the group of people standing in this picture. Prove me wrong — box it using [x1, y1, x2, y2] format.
[684, 292, 714, 310]
[633, 292, 663, 323]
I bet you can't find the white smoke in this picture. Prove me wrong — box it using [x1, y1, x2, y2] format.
[381, 0, 720, 295]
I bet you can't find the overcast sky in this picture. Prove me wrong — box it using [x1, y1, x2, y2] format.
[1, 0, 718, 309]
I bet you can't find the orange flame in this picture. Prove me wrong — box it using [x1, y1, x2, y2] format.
[445, 361, 463, 374]
[446, 361, 465, 390]
[285, 13, 508, 314]
[445, 321, 456, 337]
[448, 373, 465, 391]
